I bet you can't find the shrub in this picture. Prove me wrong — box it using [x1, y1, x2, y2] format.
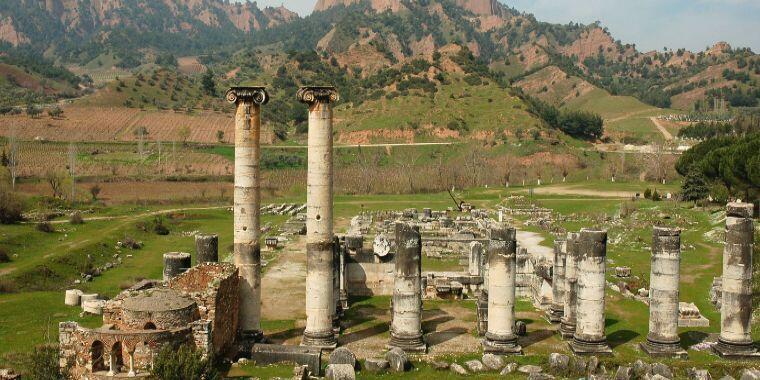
[23, 344, 67, 379]
[69, 211, 84, 225]
[0, 278, 17, 293]
[0, 190, 24, 224]
[36, 222, 55, 233]
[643, 188, 652, 199]
[123, 236, 143, 250]
[153, 217, 170, 235]
[0, 248, 10, 263]
[152, 343, 219, 380]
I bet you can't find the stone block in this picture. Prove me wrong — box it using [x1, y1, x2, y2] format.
[501, 363, 518, 375]
[363, 358, 389, 374]
[384, 348, 409, 372]
[329, 347, 356, 369]
[251, 344, 322, 376]
[450, 363, 468, 375]
[325, 364, 355, 380]
[465, 360, 486, 373]
[687, 368, 713, 380]
[481, 353, 505, 371]
[548, 353, 570, 373]
[615, 366, 633, 380]
[519, 365, 543, 374]
[740, 369, 760, 380]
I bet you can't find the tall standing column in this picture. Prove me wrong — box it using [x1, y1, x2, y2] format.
[299, 86, 339, 349]
[483, 227, 522, 354]
[548, 237, 567, 323]
[227, 87, 268, 346]
[642, 227, 687, 358]
[714, 202, 757, 358]
[560, 232, 579, 339]
[389, 223, 426, 352]
[570, 229, 612, 355]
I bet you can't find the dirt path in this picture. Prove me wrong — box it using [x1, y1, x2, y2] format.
[527, 185, 635, 198]
[606, 109, 654, 123]
[516, 230, 554, 260]
[263, 142, 459, 150]
[650, 116, 673, 140]
[260, 237, 307, 321]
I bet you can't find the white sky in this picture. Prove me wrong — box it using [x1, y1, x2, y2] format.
[248, 0, 760, 52]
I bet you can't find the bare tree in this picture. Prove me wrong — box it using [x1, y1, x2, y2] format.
[67, 142, 76, 201]
[7, 129, 19, 190]
[394, 148, 422, 193]
[45, 169, 65, 198]
[356, 145, 381, 194]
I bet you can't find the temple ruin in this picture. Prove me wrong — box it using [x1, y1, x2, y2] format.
[56, 86, 758, 377]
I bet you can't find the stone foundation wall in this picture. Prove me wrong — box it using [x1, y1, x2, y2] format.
[346, 262, 395, 296]
[168, 263, 239, 357]
[59, 322, 191, 379]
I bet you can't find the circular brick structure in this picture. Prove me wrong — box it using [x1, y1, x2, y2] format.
[120, 288, 198, 330]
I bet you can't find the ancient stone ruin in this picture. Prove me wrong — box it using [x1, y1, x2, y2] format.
[55, 86, 758, 378]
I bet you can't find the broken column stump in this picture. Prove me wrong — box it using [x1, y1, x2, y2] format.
[388, 223, 426, 353]
[482, 227, 522, 354]
[570, 229, 612, 355]
[641, 227, 687, 358]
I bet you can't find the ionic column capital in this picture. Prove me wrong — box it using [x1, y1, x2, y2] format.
[226, 86, 269, 105]
[297, 86, 339, 105]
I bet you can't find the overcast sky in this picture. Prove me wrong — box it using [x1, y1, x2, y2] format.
[251, 0, 760, 52]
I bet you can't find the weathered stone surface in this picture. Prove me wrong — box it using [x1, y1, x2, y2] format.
[740, 369, 760, 380]
[548, 353, 570, 373]
[719, 376, 736, 380]
[293, 365, 310, 380]
[465, 360, 486, 373]
[615, 366, 633, 380]
[363, 358, 389, 374]
[325, 364, 355, 380]
[501, 363, 518, 375]
[450, 363, 469, 375]
[651, 363, 673, 379]
[252, 344, 322, 376]
[587, 356, 600, 374]
[329, 347, 357, 368]
[431, 361, 450, 370]
[646, 375, 671, 380]
[515, 320, 527, 336]
[0, 369, 21, 380]
[388, 223, 426, 352]
[481, 353, 505, 371]
[384, 348, 409, 372]
[589, 375, 611, 380]
[529, 373, 556, 380]
[519, 365, 544, 374]
[687, 368, 713, 380]
[633, 359, 652, 378]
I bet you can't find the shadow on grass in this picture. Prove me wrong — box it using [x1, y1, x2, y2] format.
[426, 327, 469, 347]
[266, 328, 304, 343]
[608, 330, 640, 348]
[521, 328, 555, 348]
[340, 322, 389, 345]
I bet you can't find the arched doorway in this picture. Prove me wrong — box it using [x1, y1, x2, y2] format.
[109, 341, 124, 375]
[91, 341, 106, 372]
[143, 322, 156, 330]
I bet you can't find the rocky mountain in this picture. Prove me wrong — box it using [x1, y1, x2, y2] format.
[1, 0, 757, 112]
[0, 0, 299, 65]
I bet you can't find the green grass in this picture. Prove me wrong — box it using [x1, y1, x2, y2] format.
[1, 185, 756, 375]
[336, 75, 542, 139]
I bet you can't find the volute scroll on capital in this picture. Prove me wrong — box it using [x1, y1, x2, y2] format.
[225, 87, 269, 105]
[296, 86, 340, 105]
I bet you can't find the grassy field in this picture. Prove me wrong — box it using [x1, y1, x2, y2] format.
[0, 181, 757, 377]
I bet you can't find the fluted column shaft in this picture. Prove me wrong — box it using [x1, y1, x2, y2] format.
[715, 202, 757, 358]
[389, 223, 426, 352]
[560, 232, 579, 339]
[642, 227, 686, 358]
[483, 227, 522, 354]
[549, 238, 567, 323]
[570, 229, 611, 354]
